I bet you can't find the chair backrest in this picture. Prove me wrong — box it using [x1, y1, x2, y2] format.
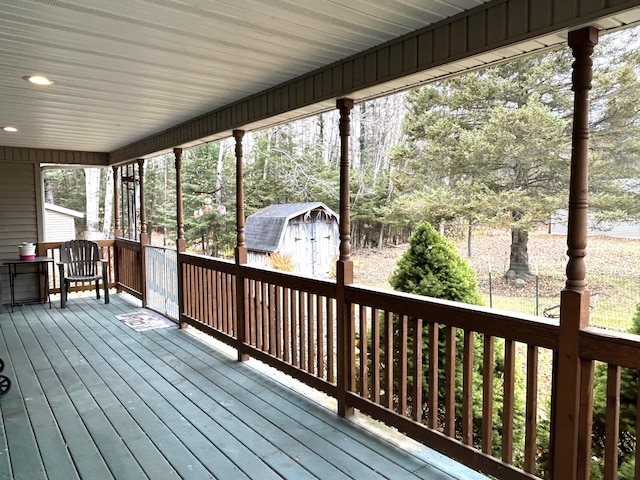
[60, 240, 101, 277]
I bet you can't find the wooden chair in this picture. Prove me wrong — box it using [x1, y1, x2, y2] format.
[58, 240, 109, 308]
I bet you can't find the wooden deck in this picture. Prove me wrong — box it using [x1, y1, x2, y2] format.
[0, 293, 487, 480]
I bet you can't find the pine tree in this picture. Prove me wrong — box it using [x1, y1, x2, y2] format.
[387, 222, 526, 462]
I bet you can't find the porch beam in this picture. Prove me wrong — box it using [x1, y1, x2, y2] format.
[336, 98, 355, 418]
[552, 25, 598, 480]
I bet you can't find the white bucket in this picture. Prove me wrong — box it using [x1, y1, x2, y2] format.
[18, 242, 36, 260]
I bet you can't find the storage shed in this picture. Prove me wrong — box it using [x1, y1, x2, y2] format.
[245, 202, 339, 277]
[44, 203, 84, 242]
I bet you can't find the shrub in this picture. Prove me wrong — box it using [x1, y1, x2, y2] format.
[267, 252, 295, 272]
[590, 301, 640, 479]
[386, 222, 525, 463]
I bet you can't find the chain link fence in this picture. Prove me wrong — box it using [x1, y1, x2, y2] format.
[476, 268, 640, 332]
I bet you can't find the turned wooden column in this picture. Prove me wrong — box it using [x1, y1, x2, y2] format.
[552, 26, 598, 480]
[336, 98, 355, 417]
[174, 148, 186, 253]
[174, 148, 187, 328]
[233, 130, 249, 362]
[137, 159, 148, 306]
[113, 166, 122, 238]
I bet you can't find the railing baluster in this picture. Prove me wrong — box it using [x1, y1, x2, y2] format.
[291, 290, 298, 368]
[444, 325, 456, 436]
[482, 334, 495, 454]
[307, 292, 315, 374]
[317, 295, 324, 379]
[384, 311, 394, 410]
[269, 283, 277, 356]
[283, 287, 290, 363]
[524, 345, 539, 473]
[604, 364, 621, 480]
[413, 317, 423, 423]
[275, 285, 282, 359]
[462, 330, 474, 445]
[503, 339, 516, 464]
[327, 298, 335, 383]
[371, 308, 380, 404]
[359, 305, 368, 398]
[399, 314, 408, 416]
[428, 321, 439, 430]
[299, 290, 307, 371]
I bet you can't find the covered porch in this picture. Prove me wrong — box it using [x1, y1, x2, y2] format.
[0, 293, 483, 480]
[2, 2, 640, 479]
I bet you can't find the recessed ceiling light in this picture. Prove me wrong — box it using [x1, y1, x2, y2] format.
[2, 126, 18, 132]
[23, 75, 53, 86]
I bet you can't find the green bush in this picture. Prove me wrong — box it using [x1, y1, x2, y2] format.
[590, 302, 640, 479]
[384, 222, 525, 463]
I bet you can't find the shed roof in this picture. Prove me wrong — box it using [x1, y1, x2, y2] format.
[44, 203, 85, 219]
[245, 202, 338, 253]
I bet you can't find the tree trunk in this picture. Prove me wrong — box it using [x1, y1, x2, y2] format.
[508, 227, 530, 276]
[102, 168, 113, 238]
[84, 168, 102, 239]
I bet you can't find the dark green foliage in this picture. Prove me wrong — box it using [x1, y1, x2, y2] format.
[590, 302, 640, 479]
[390, 222, 483, 305]
[384, 222, 525, 463]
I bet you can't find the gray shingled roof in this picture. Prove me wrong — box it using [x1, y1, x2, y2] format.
[245, 202, 338, 253]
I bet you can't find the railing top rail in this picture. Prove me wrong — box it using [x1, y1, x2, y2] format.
[240, 264, 337, 297]
[179, 252, 235, 273]
[580, 326, 640, 369]
[39, 239, 115, 249]
[145, 244, 177, 252]
[346, 283, 560, 349]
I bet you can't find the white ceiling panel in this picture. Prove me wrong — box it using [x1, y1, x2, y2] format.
[0, 0, 638, 156]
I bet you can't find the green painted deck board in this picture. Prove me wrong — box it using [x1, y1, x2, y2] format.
[0, 293, 488, 480]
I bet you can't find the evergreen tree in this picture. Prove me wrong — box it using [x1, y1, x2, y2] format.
[387, 222, 526, 462]
[590, 302, 640, 479]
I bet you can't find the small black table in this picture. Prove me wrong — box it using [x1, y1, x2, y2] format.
[3, 257, 54, 312]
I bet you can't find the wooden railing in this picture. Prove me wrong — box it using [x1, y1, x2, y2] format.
[175, 251, 640, 479]
[37, 240, 116, 294]
[114, 238, 143, 299]
[37, 238, 143, 300]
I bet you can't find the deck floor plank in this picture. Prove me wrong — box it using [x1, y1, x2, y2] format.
[29, 308, 179, 479]
[0, 293, 488, 480]
[74, 298, 322, 480]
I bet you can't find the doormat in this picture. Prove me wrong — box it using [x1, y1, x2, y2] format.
[116, 310, 176, 332]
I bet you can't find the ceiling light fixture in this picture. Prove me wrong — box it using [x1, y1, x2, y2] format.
[2, 126, 18, 132]
[24, 75, 53, 86]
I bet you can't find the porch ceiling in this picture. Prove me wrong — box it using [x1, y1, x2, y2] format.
[1, 0, 640, 160]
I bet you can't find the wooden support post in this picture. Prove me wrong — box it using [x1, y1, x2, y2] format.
[234, 130, 250, 362]
[552, 26, 598, 480]
[137, 159, 148, 307]
[175, 148, 186, 254]
[113, 166, 122, 238]
[112, 165, 122, 293]
[174, 148, 187, 328]
[336, 98, 355, 418]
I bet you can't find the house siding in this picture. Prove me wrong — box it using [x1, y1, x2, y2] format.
[0, 162, 40, 306]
